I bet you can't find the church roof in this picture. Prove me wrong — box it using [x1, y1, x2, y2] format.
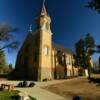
[53, 43, 74, 55]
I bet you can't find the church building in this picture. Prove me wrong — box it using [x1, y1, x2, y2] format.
[14, 0, 78, 81]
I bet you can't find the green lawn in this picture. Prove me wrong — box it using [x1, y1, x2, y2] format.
[0, 90, 36, 100]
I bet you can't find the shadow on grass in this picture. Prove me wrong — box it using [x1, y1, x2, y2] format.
[11, 95, 36, 100]
[88, 77, 100, 86]
[11, 95, 20, 100]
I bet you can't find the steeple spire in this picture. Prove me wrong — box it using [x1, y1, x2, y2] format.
[41, 0, 47, 15]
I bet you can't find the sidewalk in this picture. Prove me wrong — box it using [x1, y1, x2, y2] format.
[16, 87, 66, 100]
[15, 78, 82, 100]
[15, 80, 69, 100]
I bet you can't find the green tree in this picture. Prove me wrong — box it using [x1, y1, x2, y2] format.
[8, 64, 13, 72]
[96, 44, 100, 53]
[0, 50, 7, 73]
[85, 33, 95, 52]
[75, 39, 87, 75]
[98, 57, 100, 67]
[75, 33, 95, 78]
[0, 23, 20, 73]
[87, 0, 100, 13]
[75, 39, 86, 67]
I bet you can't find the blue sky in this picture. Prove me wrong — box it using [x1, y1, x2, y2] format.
[0, 0, 100, 67]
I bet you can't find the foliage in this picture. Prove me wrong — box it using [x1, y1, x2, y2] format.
[86, 0, 100, 68]
[75, 33, 95, 70]
[0, 50, 7, 73]
[85, 33, 95, 50]
[99, 57, 100, 67]
[75, 34, 95, 78]
[87, 0, 100, 13]
[0, 23, 20, 50]
[0, 23, 20, 73]
[8, 64, 13, 71]
[96, 44, 100, 53]
[0, 90, 19, 100]
[0, 50, 14, 73]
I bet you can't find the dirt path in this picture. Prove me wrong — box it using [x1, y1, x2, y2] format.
[1, 75, 100, 100]
[43, 75, 100, 100]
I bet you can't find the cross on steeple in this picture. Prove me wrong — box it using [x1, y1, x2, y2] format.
[41, 0, 47, 15]
[29, 24, 32, 33]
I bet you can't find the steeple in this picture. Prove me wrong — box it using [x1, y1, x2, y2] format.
[36, 0, 51, 33]
[41, 0, 47, 15]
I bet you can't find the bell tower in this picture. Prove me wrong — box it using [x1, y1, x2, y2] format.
[36, 0, 52, 34]
[14, 0, 53, 81]
[36, 0, 53, 80]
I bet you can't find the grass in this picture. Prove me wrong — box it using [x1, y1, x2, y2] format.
[0, 90, 18, 100]
[0, 90, 36, 100]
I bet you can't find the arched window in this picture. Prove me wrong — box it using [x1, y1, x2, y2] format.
[44, 46, 48, 55]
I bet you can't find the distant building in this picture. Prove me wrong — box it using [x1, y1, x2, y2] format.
[14, 0, 78, 81]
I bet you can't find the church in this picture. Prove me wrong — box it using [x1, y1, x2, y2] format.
[14, 0, 78, 81]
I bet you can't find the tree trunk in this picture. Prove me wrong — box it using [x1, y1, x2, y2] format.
[88, 66, 91, 78]
[85, 69, 89, 77]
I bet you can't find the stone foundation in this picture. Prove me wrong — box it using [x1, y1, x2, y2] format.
[39, 67, 53, 81]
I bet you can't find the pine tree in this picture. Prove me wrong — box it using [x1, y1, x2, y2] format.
[75, 33, 95, 78]
[0, 50, 7, 73]
[87, 0, 100, 13]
